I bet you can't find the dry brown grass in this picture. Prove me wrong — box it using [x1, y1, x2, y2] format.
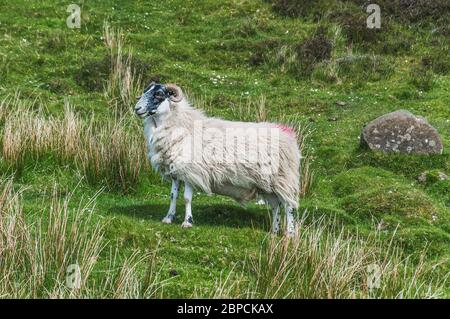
[78, 116, 146, 192]
[103, 22, 143, 113]
[1, 100, 54, 171]
[0, 178, 102, 297]
[0, 96, 147, 192]
[208, 216, 448, 298]
[0, 178, 165, 298]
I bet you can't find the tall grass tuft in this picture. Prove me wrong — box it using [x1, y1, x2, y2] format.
[103, 248, 164, 298]
[1, 106, 54, 173]
[0, 178, 165, 298]
[209, 216, 447, 298]
[0, 97, 147, 193]
[103, 22, 143, 113]
[78, 117, 145, 193]
[299, 156, 314, 197]
[228, 95, 268, 122]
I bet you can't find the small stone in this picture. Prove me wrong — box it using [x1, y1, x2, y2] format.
[418, 172, 427, 183]
[335, 101, 347, 107]
[169, 269, 178, 277]
[361, 110, 443, 154]
[417, 171, 448, 183]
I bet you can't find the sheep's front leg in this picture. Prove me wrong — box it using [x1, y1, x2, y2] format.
[181, 182, 194, 228]
[162, 179, 180, 224]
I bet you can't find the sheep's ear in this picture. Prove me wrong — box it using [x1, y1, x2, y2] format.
[143, 81, 156, 93]
[165, 83, 183, 102]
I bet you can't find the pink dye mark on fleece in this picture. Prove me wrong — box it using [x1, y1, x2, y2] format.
[274, 124, 296, 137]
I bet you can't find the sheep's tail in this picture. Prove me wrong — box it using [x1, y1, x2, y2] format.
[269, 122, 301, 210]
[279, 120, 308, 188]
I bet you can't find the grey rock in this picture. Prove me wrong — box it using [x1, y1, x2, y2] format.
[438, 172, 449, 180]
[418, 171, 448, 183]
[361, 110, 443, 154]
[417, 172, 427, 183]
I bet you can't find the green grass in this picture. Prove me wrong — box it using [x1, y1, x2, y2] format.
[0, 0, 449, 297]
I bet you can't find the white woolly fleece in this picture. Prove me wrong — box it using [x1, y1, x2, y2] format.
[143, 99, 301, 209]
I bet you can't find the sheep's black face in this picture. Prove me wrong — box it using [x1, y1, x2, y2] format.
[135, 82, 170, 118]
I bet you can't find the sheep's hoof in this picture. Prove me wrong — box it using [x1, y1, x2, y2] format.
[181, 221, 193, 228]
[270, 232, 279, 238]
[286, 232, 295, 238]
[285, 229, 298, 238]
[162, 216, 173, 224]
[256, 199, 266, 206]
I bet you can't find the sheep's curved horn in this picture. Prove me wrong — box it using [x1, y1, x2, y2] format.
[165, 83, 183, 102]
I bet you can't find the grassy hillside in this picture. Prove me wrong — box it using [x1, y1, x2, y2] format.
[0, 0, 448, 297]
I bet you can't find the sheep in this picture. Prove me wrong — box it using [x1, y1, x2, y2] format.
[134, 82, 300, 236]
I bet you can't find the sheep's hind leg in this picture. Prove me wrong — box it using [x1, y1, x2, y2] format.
[264, 194, 281, 234]
[284, 203, 297, 237]
[162, 179, 180, 224]
[181, 182, 194, 228]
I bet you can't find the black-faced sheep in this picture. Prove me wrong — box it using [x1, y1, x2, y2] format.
[135, 82, 300, 236]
